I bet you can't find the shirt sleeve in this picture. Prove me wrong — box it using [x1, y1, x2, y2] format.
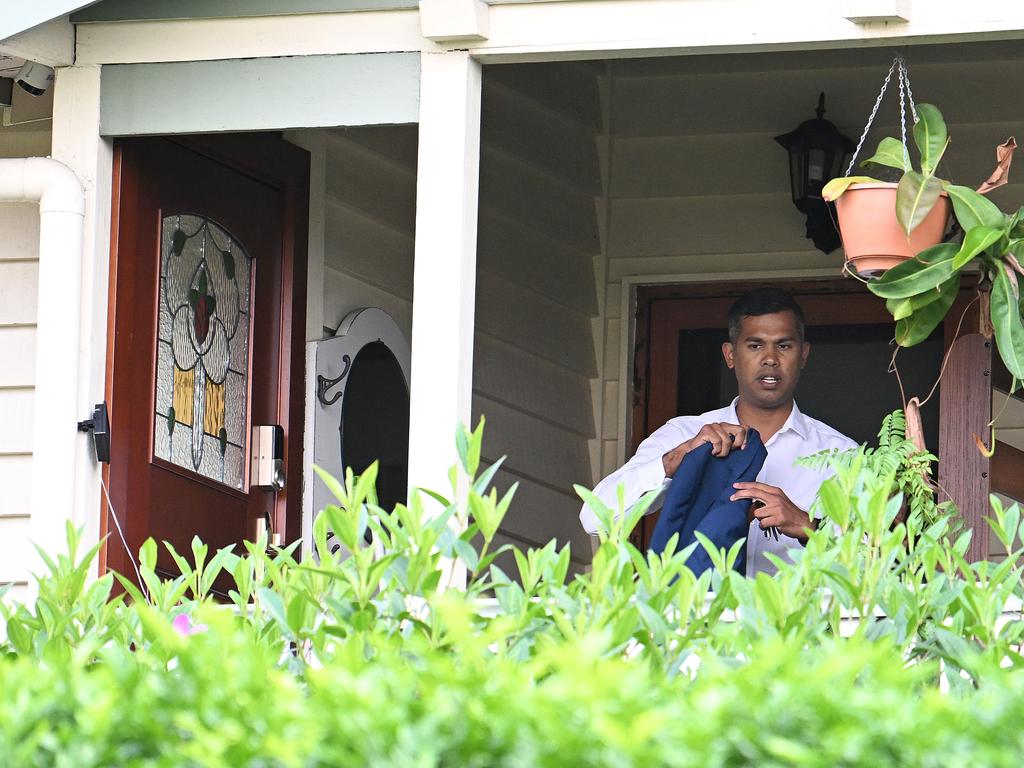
[579, 419, 697, 534]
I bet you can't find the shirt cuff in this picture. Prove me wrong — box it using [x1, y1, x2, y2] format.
[634, 455, 670, 497]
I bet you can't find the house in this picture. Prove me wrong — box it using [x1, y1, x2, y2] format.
[2, 0, 1024, 602]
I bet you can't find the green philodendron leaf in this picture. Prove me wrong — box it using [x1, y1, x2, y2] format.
[861, 137, 911, 172]
[868, 242, 958, 299]
[945, 184, 1004, 230]
[885, 276, 958, 321]
[990, 266, 1024, 379]
[821, 175, 880, 202]
[913, 104, 949, 174]
[896, 171, 943, 235]
[1011, 207, 1024, 238]
[894, 277, 959, 347]
[951, 225, 1003, 270]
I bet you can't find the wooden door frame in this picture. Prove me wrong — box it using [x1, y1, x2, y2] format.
[629, 277, 992, 560]
[100, 132, 309, 578]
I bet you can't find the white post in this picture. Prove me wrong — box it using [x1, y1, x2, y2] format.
[407, 50, 482, 587]
[49, 65, 114, 569]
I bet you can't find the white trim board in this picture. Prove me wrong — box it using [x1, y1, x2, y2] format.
[615, 267, 842, 466]
[73, 1, 1024, 65]
[100, 53, 420, 136]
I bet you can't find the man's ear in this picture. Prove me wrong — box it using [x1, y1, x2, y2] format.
[722, 341, 735, 369]
[800, 341, 811, 369]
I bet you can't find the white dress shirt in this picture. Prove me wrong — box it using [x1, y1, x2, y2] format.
[580, 399, 857, 577]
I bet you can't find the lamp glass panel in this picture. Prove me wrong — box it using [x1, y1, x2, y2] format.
[153, 214, 253, 489]
[789, 151, 805, 202]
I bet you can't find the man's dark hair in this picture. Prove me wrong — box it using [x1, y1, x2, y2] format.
[727, 288, 805, 344]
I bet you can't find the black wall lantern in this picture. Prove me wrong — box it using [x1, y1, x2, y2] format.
[775, 93, 854, 254]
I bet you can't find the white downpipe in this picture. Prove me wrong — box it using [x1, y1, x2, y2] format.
[0, 158, 86, 585]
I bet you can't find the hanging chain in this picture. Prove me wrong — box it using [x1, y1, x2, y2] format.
[845, 57, 898, 175]
[844, 54, 920, 177]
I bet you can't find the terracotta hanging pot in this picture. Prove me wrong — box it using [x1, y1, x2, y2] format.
[834, 182, 951, 278]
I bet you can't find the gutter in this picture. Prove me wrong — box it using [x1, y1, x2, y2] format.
[0, 157, 86, 576]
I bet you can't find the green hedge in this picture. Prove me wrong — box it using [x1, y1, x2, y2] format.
[2, 418, 1024, 766]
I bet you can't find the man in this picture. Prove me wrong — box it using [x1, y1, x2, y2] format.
[580, 287, 857, 577]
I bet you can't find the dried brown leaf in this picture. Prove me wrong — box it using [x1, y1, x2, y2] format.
[976, 137, 1017, 194]
[1006, 251, 1024, 278]
[904, 397, 927, 453]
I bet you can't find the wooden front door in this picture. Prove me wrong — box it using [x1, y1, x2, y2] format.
[104, 135, 308, 584]
[630, 279, 949, 550]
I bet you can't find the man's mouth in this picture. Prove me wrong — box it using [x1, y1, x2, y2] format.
[758, 375, 780, 387]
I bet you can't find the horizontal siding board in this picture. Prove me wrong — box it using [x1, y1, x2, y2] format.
[608, 194, 814, 258]
[0, 390, 33, 454]
[475, 271, 596, 376]
[325, 138, 415, 234]
[0, 328, 36, 388]
[477, 209, 597, 316]
[329, 124, 418, 172]
[0, 456, 32, 518]
[473, 335, 594, 437]
[324, 199, 413, 299]
[0, 262, 38, 325]
[322, 265, 411, 337]
[0, 123, 51, 159]
[612, 58, 1024, 138]
[486, 62, 603, 131]
[613, 41, 1024, 79]
[0, 205, 40, 260]
[488, 469, 592, 558]
[0, 516, 29, 583]
[482, 79, 602, 191]
[607, 251, 831, 280]
[473, 395, 592, 494]
[1, 583, 29, 607]
[479, 147, 600, 253]
[611, 128, 1024, 200]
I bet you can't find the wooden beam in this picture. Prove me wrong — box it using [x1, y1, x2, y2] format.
[938, 332, 992, 562]
[100, 54, 420, 136]
[992, 440, 1024, 503]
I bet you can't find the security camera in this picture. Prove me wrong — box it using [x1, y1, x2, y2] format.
[14, 61, 54, 97]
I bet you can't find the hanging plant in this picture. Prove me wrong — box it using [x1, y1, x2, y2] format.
[822, 58, 954, 277]
[828, 104, 1023, 386]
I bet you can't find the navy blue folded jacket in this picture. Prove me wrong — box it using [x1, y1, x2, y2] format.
[648, 428, 767, 576]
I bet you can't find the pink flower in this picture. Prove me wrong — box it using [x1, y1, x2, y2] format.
[172, 613, 206, 636]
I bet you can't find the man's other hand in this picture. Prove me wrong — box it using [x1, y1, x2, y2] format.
[730, 481, 813, 542]
[662, 422, 748, 477]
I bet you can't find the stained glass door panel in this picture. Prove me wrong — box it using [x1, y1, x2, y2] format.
[153, 215, 253, 489]
[104, 134, 309, 591]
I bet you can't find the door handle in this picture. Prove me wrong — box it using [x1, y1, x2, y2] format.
[251, 425, 285, 491]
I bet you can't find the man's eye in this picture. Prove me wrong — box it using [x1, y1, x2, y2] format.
[778, 343, 791, 350]
[748, 344, 761, 350]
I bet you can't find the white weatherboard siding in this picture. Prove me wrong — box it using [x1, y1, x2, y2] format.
[592, 41, 1024, 477]
[0, 122, 51, 598]
[320, 61, 601, 573]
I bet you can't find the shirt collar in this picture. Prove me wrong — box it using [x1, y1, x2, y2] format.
[728, 398, 810, 440]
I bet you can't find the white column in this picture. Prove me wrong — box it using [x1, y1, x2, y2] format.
[49, 65, 114, 569]
[407, 50, 482, 559]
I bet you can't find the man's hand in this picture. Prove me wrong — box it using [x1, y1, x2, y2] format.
[730, 481, 813, 542]
[662, 422, 748, 478]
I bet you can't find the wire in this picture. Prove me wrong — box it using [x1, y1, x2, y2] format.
[98, 475, 149, 603]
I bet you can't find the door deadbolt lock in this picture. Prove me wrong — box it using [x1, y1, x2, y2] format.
[251, 425, 286, 491]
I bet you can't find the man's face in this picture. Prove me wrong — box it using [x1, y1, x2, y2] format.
[722, 310, 809, 412]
